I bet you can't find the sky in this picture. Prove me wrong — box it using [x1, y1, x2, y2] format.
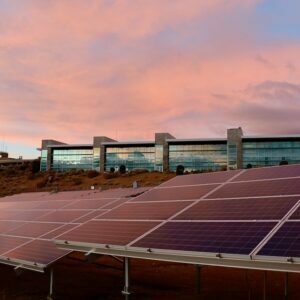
[0, 0, 300, 158]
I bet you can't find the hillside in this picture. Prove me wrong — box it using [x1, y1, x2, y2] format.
[0, 165, 175, 198]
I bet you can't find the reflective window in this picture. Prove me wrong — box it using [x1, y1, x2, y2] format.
[168, 143, 227, 172]
[242, 140, 300, 168]
[93, 147, 100, 171]
[105, 146, 155, 171]
[51, 148, 93, 171]
[40, 150, 48, 171]
[228, 143, 237, 170]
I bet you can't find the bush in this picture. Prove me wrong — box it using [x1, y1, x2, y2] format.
[279, 160, 288, 165]
[36, 178, 48, 189]
[110, 167, 115, 173]
[31, 159, 41, 174]
[246, 163, 253, 169]
[72, 178, 82, 185]
[104, 172, 119, 179]
[119, 165, 126, 174]
[86, 170, 99, 178]
[176, 165, 185, 175]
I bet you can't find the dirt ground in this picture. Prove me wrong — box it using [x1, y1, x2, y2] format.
[0, 253, 299, 300]
[0, 166, 175, 198]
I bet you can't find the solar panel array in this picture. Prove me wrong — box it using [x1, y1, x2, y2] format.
[0, 187, 148, 271]
[55, 164, 300, 273]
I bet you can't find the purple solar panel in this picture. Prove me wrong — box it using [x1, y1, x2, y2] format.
[0, 221, 25, 234]
[73, 210, 108, 223]
[36, 210, 93, 223]
[131, 184, 219, 202]
[0, 236, 30, 255]
[233, 164, 300, 182]
[6, 222, 61, 238]
[40, 224, 79, 240]
[57, 220, 159, 246]
[101, 198, 128, 209]
[132, 221, 276, 255]
[11, 210, 52, 221]
[98, 201, 194, 220]
[160, 170, 241, 187]
[4, 240, 70, 265]
[63, 198, 118, 210]
[175, 197, 300, 220]
[206, 178, 300, 199]
[289, 206, 300, 220]
[35, 200, 74, 209]
[258, 222, 300, 258]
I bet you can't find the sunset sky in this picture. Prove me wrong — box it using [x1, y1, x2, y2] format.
[1, 0, 300, 158]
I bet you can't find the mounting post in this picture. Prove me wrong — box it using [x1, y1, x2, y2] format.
[196, 265, 202, 295]
[122, 257, 130, 299]
[263, 271, 267, 300]
[47, 268, 54, 300]
[284, 272, 288, 300]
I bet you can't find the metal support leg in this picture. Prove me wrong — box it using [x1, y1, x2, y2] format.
[47, 268, 54, 300]
[122, 257, 130, 300]
[263, 271, 267, 300]
[284, 273, 288, 300]
[196, 265, 202, 295]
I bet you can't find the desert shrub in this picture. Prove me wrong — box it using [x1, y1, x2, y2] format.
[31, 159, 41, 174]
[176, 165, 185, 175]
[36, 178, 48, 189]
[110, 167, 115, 173]
[104, 172, 119, 179]
[129, 169, 149, 175]
[246, 163, 253, 169]
[4, 168, 17, 177]
[119, 165, 126, 174]
[72, 178, 82, 185]
[86, 170, 99, 178]
[279, 160, 288, 165]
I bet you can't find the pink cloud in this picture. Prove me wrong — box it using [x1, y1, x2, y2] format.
[0, 0, 300, 154]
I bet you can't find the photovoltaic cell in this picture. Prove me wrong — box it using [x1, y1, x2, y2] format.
[132, 221, 277, 255]
[11, 210, 52, 221]
[0, 221, 25, 234]
[258, 222, 300, 258]
[63, 198, 118, 210]
[35, 200, 74, 209]
[4, 239, 70, 265]
[36, 210, 93, 223]
[98, 201, 194, 220]
[0, 236, 30, 255]
[57, 220, 159, 246]
[6, 222, 61, 238]
[131, 184, 219, 202]
[289, 207, 300, 220]
[175, 197, 300, 220]
[232, 164, 300, 182]
[206, 178, 300, 199]
[160, 170, 241, 187]
[40, 224, 79, 240]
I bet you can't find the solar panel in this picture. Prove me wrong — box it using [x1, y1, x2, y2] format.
[3, 240, 69, 266]
[289, 207, 300, 220]
[174, 197, 300, 220]
[6, 222, 61, 238]
[160, 170, 242, 187]
[206, 178, 300, 199]
[257, 222, 300, 258]
[98, 201, 194, 220]
[0, 187, 148, 271]
[232, 164, 300, 182]
[57, 220, 159, 246]
[54, 165, 300, 273]
[131, 184, 219, 202]
[132, 221, 276, 255]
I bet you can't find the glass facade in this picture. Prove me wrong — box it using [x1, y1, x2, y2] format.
[105, 145, 156, 171]
[228, 143, 238, 170]
[168, 143, 227, 172]
[155, 145, 164, 171]
[40, 150, 48, 171]
[242, 139, 300, 168]
[51, 148, 93, 171]
[93, 147, 100, 171]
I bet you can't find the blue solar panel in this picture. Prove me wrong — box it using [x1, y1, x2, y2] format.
[258, 222, 300, 258]
[132, 221, 277, 255]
